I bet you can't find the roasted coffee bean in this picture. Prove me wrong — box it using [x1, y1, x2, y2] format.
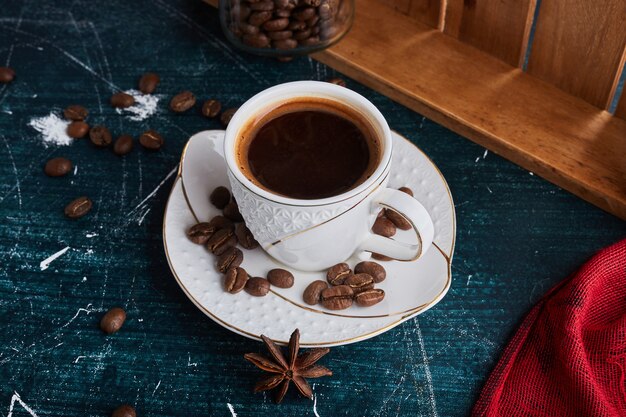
[201, 99, 222, 118]
[268, 30, 293, 40]
[111, 404, 136, 417]
[385, 208, 411, 230]
[243, 33, 271, 48]
[223, 199, 243, 221]
[235, 223, 259, 249]
[0, 67, 15, 84]
[288, 20, 307, 30]
[63, 105, 88, 121]
[217, 247, 244, 273]
[326, 262, 351, 285]
[245, 277, 271, 296]
[355, 288, 385, 307]
[263, 17, 289, 31]
[310, 25, 321, 35]
[301, 0, 321, 5]
[138, 72, 160, 94]
[372, 216, 396, 237]
[139, 130, 164, 150]
[67, 121, 89, 139]
[326, 77, 346, 87]
[64, 196, 92, 218]
[319, 2, 333, 19]
[354, 261, 386, 283]
[298, 36, 320, 46]
[221, 108, 238, 127]
[44, 157, 73, 177]
[344, 273, 374, 294]
[303, 280, 328, 305]
[306, 15, 320, 27]
[293, 29, 312, 40]
[274, 0, 291, 8]
[170, 91, 196, 113]
[229, 23, 243, 37]
[187, 222, 217, 244]
[210, 186, 231, 209]
[398, 186, 414, 197]
[239, 22, 260, 35]
[224, 266, 249, 294]
[208, 215, 235, 231]
[272, 38, 298, 49]
[89, 125, 112, 147]
[248, 11, 273, 26]
[206, 228, 237, 255]
[100, 307, 126, 334]
[293, 7, 316, 20]
[274, 9, 292, 17]
[267, 268, 294, 288]
[250, 0, 274, 11]
[110, 92, 135, 108]
[234, 4, 252, 20]
[113, 134, 134, 156]
[372, 252, 393, 261]
[321, 285, 353, 310]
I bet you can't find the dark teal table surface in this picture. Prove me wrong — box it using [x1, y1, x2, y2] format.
[1, 1, 624, 416]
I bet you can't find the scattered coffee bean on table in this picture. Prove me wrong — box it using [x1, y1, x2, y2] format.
[355, 288, 385, 307]
[398, 186, 414, 197]
[245, 277, 271, 297]
[372, 252, 393, 261]
[187, 222, 218, 245]
[326, 77, 346, 87]
[139, 130, 164, 150]
[372, 216, 396, 237]
[206, 228, 237, 255]
[326, 262, 351, 285]
[67, 121, 89, 139]
[321, 285, 353, 310]
[217, 246, 244, 273]
[0, 66, 15, 84]
[224, 267, 249, 294]
[89, 125, 112, 147]
[63, 105, 88, 121]
[235, 223, 259, 249]
[100, 307, 126, 334]
[113, 134, 134, 156]
[110, 92, 135, 108]
[170, 91, 196, 113]
[138, 72, 160, 94]
[201, 99, 222, 118]
[44, 157, 73, 177]
[344, 273, 374, 294]
[267, 268, 294, 288]
[210, 186, 231, 209]
[303, 280, 328, 305]
[220, 108, 238, 127]
[223, 199, 243, 222]
[111, 405, 136, 417]
[385, 208, 411, 230]
[354, 261, 386, 283]
[64, 196, 92, 219]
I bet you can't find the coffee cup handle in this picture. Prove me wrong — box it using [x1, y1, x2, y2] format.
[358, 188, 434, 261]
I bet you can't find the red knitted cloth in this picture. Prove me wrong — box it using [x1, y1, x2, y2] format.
[472, 238, 626, 417]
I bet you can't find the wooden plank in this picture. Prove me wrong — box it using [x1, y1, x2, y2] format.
[527, 0, 626, 109]
[407, 0, 444, 29]
[616, 90, 626, 120]
[444, 0, 537, 67]
[376, 0, 412, 15]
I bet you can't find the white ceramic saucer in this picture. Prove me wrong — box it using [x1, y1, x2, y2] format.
[163, 130, 455, 347]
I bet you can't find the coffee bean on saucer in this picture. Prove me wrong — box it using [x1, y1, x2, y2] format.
[321, 285, 353, 310]
[187, 222, 218, 245]
[372, 253, 393, 262]
[64, 196, 92, 219]
[201, 99, 222, 118]
[67, 121, 89, 139]
[354, 261, 386, 283]
[223, 199, 243, 222]
[100, 307, 126, 334]
[217, 246, 244, 273]
[206, 228, 237, 255]
[113, 134, 134, 156]
[303, 280, 328, 305]
[355, 288, 385, 307]
[208, 215, 235, 231]
[326, 263, 351, 285]
[138, 72, 160, 94]
[385, 209, 411, 230]
[220, 108, 238, 127]
[110, 92, 135, 108]
[267, 268, 294, 288]
[398, 186, 414, 197]
[372, 216, 396, 237]
[111, 404, 136, 417]
[344, 273, 374, 294]
[139, 130, 164, 150]
[170, 91, 196, 113]
[224, 267, 249, 294]
[210, 186, 231, 209]
[245, 277, 271, 296]
[63, 105, 88, 121]
[0, 66, 15, 84]
[235, 223, 259, 249]
[44, 157, 73, 177]
[89, 125, 112, 147]
[326, 77, 346, 87]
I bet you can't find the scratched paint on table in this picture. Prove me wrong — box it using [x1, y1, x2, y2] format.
[0, 1, 624, 416]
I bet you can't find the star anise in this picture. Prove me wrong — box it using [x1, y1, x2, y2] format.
[244, 329, 332, 403]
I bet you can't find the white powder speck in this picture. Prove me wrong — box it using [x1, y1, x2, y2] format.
[73, 165, 78, 175]
[115, 89, 159, 121]
[529, 172, 534, 176]
[37, 47, 43, 51]
[86, 249, 94, 255]
[474, 157, 480, 163]
[40, 246, 70, 270]
[29, 113, 72, 147]
[82, 277, 87, 282]
[85, 232, 98, 238]
[138, 318, 143, 322]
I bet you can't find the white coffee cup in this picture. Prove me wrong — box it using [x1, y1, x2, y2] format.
[224, 81, 434, 271]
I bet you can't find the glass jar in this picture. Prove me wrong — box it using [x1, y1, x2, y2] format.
[220, 0, 354, 57]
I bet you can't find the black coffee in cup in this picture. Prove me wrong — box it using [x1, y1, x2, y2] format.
[236, 98, 381, 199]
